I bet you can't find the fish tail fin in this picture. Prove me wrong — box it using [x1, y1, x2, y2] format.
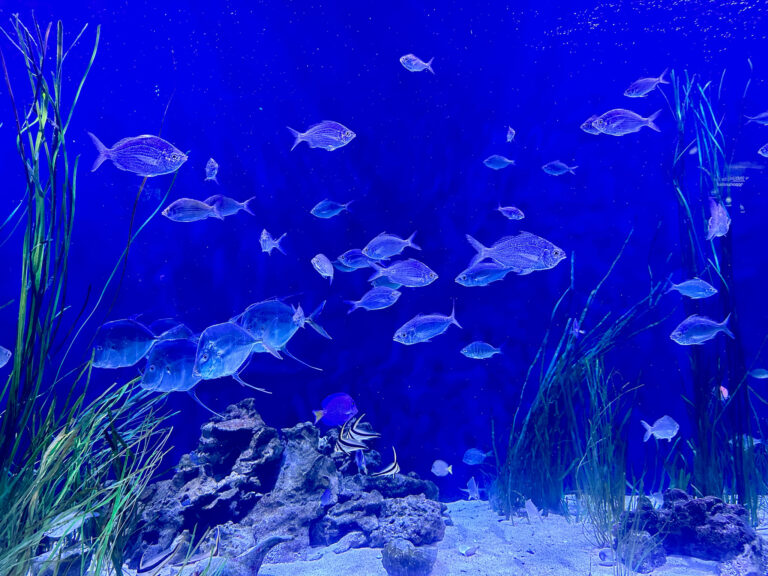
[344, 200, 354, 212]
[242, 196, 256, 216]
[447, 464, 453, 475]
[287, 126, 302, 151]
[313, 410, 324, 424]
[658, 68, 669, 84]
[276, 233, 287, 254]
[664, 275, 676, 294]
[449, 300, 462, 329]
[465, 234, 488, 264]
[87, 132, 110, 172]
[745, 115, 754, 124]
[345, 300, 359, 314]
[646, 109, 662, 132]
[367, 262, 385, 282]
[720, 313, 735, 339]
[641, 420, 652, 442]
[307, 301, 332, 339]
[569, 165, 578, 174]
[426, 57, 435, 75]
[407, 231, 421, 251]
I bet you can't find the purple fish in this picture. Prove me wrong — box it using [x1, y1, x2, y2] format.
[706, 197, 731, 240]
[88, 133, 187, 177]
[313, 393, 358, 426]
[287, 121, 355, 151]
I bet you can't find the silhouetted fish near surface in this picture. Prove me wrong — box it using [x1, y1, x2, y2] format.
[580, 115, 601, 135]
[592, 109, 661, 135]
[542, 160, 577, 175]
[363, 232, 420, 260]
[287, 121, 355, 151]
[162, 198, 223, 222]
[466, 232, 566, 274]
[311, 254, 334, 284]
[400, 53, 434, 74]
[204, 157, 219, 183]
[483, 155, 515, 170]
[204, 195, 255, 217]
[141, 338, 200, 393]
[88, 133, 187, 176]
[346, 286, 401, 313]
[394, 302, 461, 345]
[368, 259, 438, 287]
[666, 278, 717, 299]
[745, 111, 768, 125]
[455, 262, 514, 287]
[0, 345, 11, 369]
[624, 69, 668, 97]
[313, 392, 358, 426]
[260, 229, 286, 255]
[670, 314, 734, 345]
[706, 197, 731, 240]
[311, 199, 353, 219]
[337, 249, 373, 270]
[93, 319, 156, 369]
[497, 205, 524, 220]
[641, 415, 679, 442]
[461, 341, 501, 359]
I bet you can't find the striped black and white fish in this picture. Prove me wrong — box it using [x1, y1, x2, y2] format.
[371, 447, 400, 477]
[334, 419, 369, 454]
[347, 413, 381, 443]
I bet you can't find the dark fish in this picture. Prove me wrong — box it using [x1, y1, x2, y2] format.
[313, 393, 358, 426]
[462, 448, 491, 466]
[287, 121, 355, 151]
[368, 259, 438, 288]
[455, 262, 514, 287]
[92, 319, 156, 369]
[624, 69, 668, 97]
[204, 158, 219, 183]
[592, 109, 661, 135]
[346, 286, 401, 313]
[162, 198, 223, 222]
[371, 447, 400, 477]
[205, 195, 255, 217]
[400, 54, 434, 74]
[363, 232, 420, 261]
[311, 199, 353, 219]
[88, 133, 187, 176]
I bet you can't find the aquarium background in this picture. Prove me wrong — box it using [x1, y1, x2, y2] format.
[1, 1, 767, 501]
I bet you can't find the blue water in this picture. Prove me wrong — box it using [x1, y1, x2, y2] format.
[1, 1, 767, 503]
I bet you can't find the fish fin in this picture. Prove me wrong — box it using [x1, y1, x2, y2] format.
[276, 233, 287, 254]
[313, 410, 324, 424]
[345, 300, 359, 314]
[307, 301, 332, 339]
[465, 234, 487, 263]
[720, 313, 735, 339]
[87, 132, 110, 172]
[426, 57, 435, 75]
[287, 126, 303, 151]
[283, 346, 323, 371]
[641, 420, 652, 442]
[407, 231, 421, 251]
[261, 340, 283, 360]
[343, 200, 354, 212]
[233, 372, 271, 394]
[745, 115, 755, 124]
[568, 165, 578, 174]
[449, 300, 462, 329]
[367, 262, 385, 282]
[211, 206, 225, 220]
[646, 109, 662, 132]
[658, 68, 669, 84]
[448, 464, 453, 474]
[242, 197, 256, 216]
[188, 390, 223, 418]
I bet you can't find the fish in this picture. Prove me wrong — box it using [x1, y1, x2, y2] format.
[335, 418, 370, 454]
[461, 341, 501, 359]
[310, 199, 353, 219]
[287, 121, 355, 151]
[368, 259, 438, 288]
[706, 197, 731, 240]
[333, 260, 357, 273]
[371, 447, 400, 477]
[592, 109, 661, 135]
[666, 278, 718, 299]
[623, 69, 669, 97]
[465, 232, 566, 274]
[162, 198, 223, 223]
[525, 499, 542, 523]
[204, 195, 255, 217]
[749, 369, 768, 380]
[719, 385, 729, 402]
[462, 448, 491, 466]
[313, 392, 358, 426]
[260, 229, 286, 255]
[641, 415, 679, 442]
[542, 160, 577, 175]
[320, 488, 333, 506]
[346, 414, 381, 442]
[570, 318, 586, 337]
[363, 231, 420, 261]
[670, 314, 734, 345]
[431, 460, 453, 477]
[92, 319, 157, 369]
[141, 339, 201, 393]
[460, 476, 481, 500]
[580, 115, 601, 135]
[346, 286, 401, 314]
[0, 345, 11, 369]
[156, 323, 195, 342]
[745, 111, 768, 125]
[400, 54, 434, 74]
[370, 277, 404, 289]
[497, 205, 524, 220]
[43, 509, 99, 539]
[194, 322, 260, 384]
[355, 450, 368, 474]
[506, 126, 515, 142]
[337, 249, 373, 270]
[88, 133, 187, 176]
[204, 158, 219, 183]
[455, 262, 514, 287]
[459, 545, 479, 557]
[759, 144, 768, 158]
[483, 155, 515, 170]
[311, 254, 335, 284]
[393, 302, 461, 345]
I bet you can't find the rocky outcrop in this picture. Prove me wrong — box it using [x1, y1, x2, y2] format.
[381, 538, 438, 576]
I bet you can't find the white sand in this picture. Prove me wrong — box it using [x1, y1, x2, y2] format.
[261, 500, 720, 576]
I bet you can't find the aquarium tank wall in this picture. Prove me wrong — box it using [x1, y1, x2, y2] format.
[1, 2, 767, 575]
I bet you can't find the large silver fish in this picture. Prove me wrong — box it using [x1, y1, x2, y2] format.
[368, 259, 438, 287]
[669, 314, 734, 345]
[592, 109, 661, 136]
[141, 338, 200, 393]
[88, 133, 187, 176]
[465, 232, 566, 274]
[287, 121, 355, 151]
[92, 319, 156, 368]
[194, 322, 257, 380]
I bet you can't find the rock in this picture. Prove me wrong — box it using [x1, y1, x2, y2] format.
[332, 530, 369, 553]
[615, 530, 666, 574]
[370, 495, 446, 547]
[310, 491, 384, 546]
[168, 534, 291, 576]
[381, 538, 437, 576]
[718, 539, 766, 576]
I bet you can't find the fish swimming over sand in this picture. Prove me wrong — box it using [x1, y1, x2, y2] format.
[88, 133, 187, 176]
[641, 415, 679, 442]
[287, 121, 355, 151]
[400, 54, 434, 74]
[669, 314, 734, 345]
[461, 476, 481, 500]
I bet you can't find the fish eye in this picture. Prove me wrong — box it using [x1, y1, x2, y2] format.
[149, 365, 156, 372]
[96, 345, 103, 351]
[201, 353, 209, 362]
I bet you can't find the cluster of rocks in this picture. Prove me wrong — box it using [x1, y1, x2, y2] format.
[614, 489, 764, 575]
[126, 399, 445, 575]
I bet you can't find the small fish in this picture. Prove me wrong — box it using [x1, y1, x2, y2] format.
[346, 414, 381, 442]
[400, 54, 434, 74]
[570, 318, 585, 337]
[455, 262, 514, 287]
[311, 254, 335, 284]
[666, 278, 718, 299]
[460, 476, 481, 500]
[580, 115, 601, 135]
[431, 459, 453, 477]
[313, 392, 358, 426]
[204, 195, 255, 217]
[355, 450, 368, 474]
[542, 160, 577, 175]
[370, 277, 404, 289]
[462, 448, 491, 466]
[287, 121, 355, 151]
[641, 415, 679, 442]
[759, 144, 768, 158]
[670, 314, 734, 345]
[311, 199, 353, 219]
[0, 345, 11, 369]
[92, 319, 157, 369]
[459, 545, 479, 557]
[497, 205, 524, 220]
[592, 109, 661, 136]
[466, 232, 566, 274]
[141, 338, 201, 393]
[194, 322, 258, 382]
[371, 447, 400, 477]
[204, 158, 219, 183]
[346, 286, 401, 314]
[525, 499, 542, 523]
[260, 229, 286, 255]
[394, 302, 461, 345]
[368, 259, 438, 288]
[363, 232, 421, 260]
[624, 69, 669, 97]
[706, 197, 731, 240]
[461, 341, 501, 359]
[335, 424, 369, 455]
[337, 249, 373, 270]
[333, 260, 357, 273]
[483, 155, 515, 170]
[162, 198, 223, 222]
[506, 126, 516, 142]
[745, 111, 768, 125]
[320, 488, 333, 506]
[749, 369, 768, 380]
[88, 133, 187, 176]
[719, 385, 729, 402]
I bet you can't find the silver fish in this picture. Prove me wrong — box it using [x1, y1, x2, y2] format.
[204, 195, 255, 217]
[260, 229, 286, 255]
[666, 278, 717, 299]
[311, 254, 334, 284]
[461, 341, 501, 359]
[465, 232, 566, 274]
[204, 158, 219, 183]
[641, 415, 679, 442]
[337, 249, 373, 269]
[431, 459, 453, 477]
[311, 199, 352, 219]
[194, 322, 257, 381]
[483, 155, 515, 170]
[745, 111, 768, 125]
[287, 121, 355, 151]
[624, 69, 668, 97]
[497, 205, 524, 220]
[592, 109, 661, 136]
[506, 126, 516, 142]
[542, 160, 577, 175]
[393, 302, 461, 345]
[92, 319, 156, 368]
[88, 133, 187, 176]
[759, 144, 768, 158]
[455, 262, 514, 287]
[0, 345, 11, 369]
[162, 198, 223, 222]
[749, 369, 768, 380]
[706, 197, 731, 240]
[368, 258, 438, 288]
[346, 286, 401, 314]
[669, 314, 734, 346]
[141, 338, 200, 393]
[400, 54, 434, 74]
[363, 231, 420, 260]
[580, 115, 601, 135]
[460, 476, 481, 500]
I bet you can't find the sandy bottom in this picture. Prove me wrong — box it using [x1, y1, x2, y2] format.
[261, 500, 720, 576]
